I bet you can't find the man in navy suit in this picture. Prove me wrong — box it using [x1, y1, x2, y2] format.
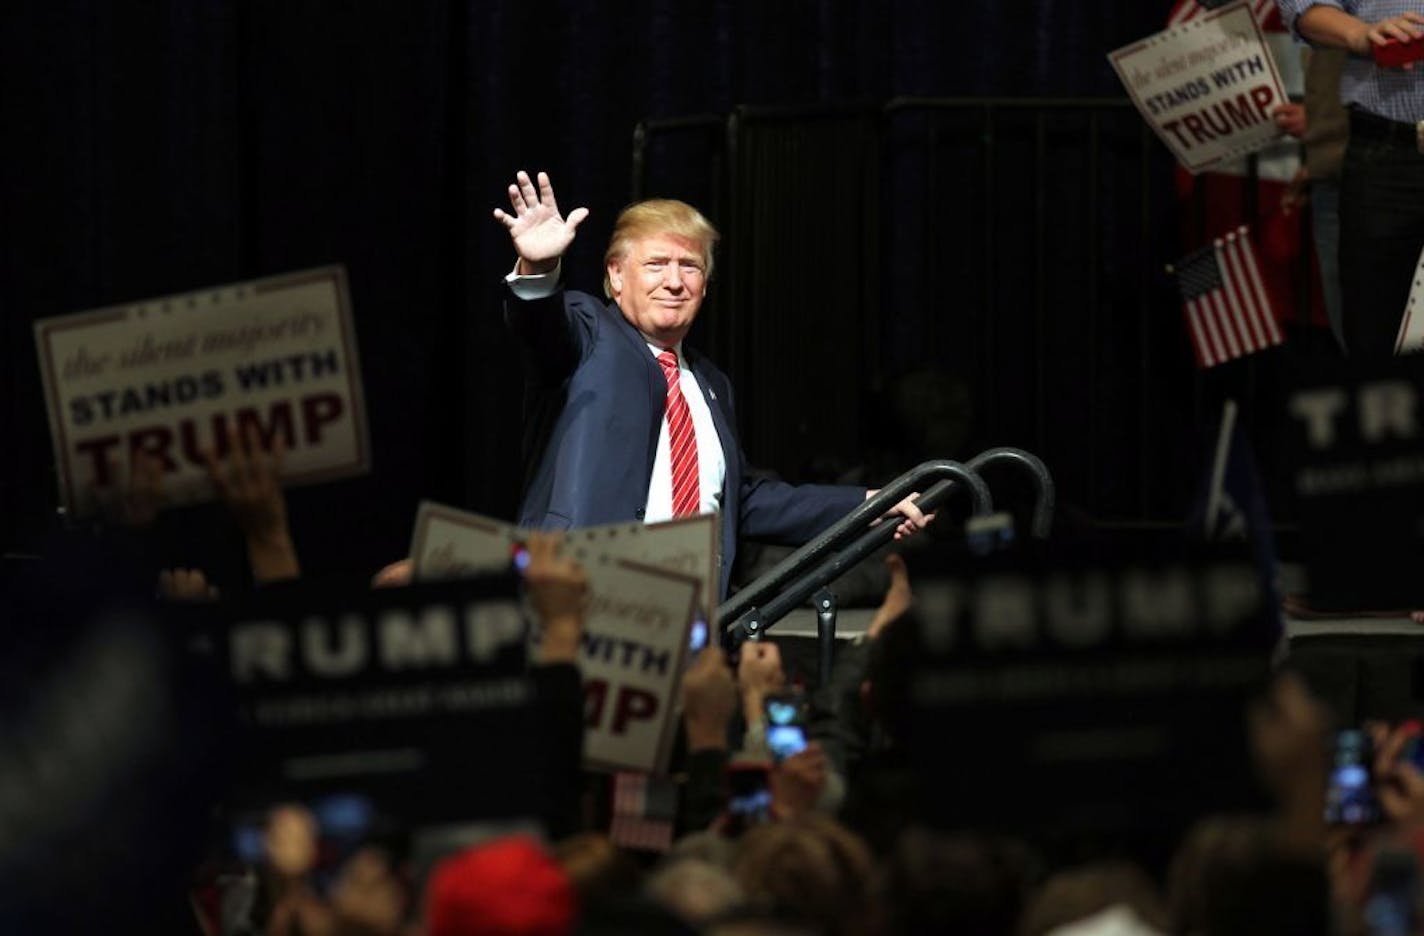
[493, 170, 928, 601]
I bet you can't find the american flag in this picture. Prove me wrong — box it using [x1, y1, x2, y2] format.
[1167, 0, 1282, 29]
[607, 771, 676, 852]
[1175, 226, 1284, 367]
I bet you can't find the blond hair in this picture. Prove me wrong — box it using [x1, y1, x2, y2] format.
[603, 199, 720, 297]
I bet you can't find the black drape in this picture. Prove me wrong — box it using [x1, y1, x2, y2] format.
[1, 1, 1181, 571]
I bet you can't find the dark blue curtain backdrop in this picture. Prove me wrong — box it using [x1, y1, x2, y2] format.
[1, 1, 1183, 573]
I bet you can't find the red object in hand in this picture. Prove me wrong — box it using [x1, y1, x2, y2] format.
[1373, 35, 1424, 69]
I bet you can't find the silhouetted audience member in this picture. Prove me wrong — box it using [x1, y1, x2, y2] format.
[1167, 815, 1330, 936]
[551, 833, 641, 907]
[731, 813, 881, 936]
[1018, 861, 1167, 936]
[644, 858, 746, 927]
[884, 827, 1037, 936]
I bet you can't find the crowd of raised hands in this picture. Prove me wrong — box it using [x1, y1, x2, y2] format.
[179, 536, 1424, 936]
[69, 435, 1424, 936]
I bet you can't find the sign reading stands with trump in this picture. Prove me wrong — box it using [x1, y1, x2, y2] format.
[34, 266, 369, 516]
[1109, 0, 1289, 173]
[409, 501, 709, 775]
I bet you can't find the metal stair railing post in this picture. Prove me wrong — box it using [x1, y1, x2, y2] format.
[718, 460, 993, 646]
[812, 588, 837, 687]
[965, 447, 1056, 539]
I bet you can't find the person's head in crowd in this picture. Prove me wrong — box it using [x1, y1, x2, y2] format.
[1017, 861, 1166, 936]
[259, 804, 337, 936]
[645, 858, 746, 927]
[551, 833, 640, 905]
[602, 199, 719, 347]
[732, 813, 880, 936]
[667, 828, 740, 868]
[326, 845, 409, 936]
[1167, 815, 1330, 936]
[264, 804, 319, 882]
[885, 827, 1037, 936]
[424, 835, 577, 936]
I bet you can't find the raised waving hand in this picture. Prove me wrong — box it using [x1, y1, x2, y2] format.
[492, 170, 589, 274]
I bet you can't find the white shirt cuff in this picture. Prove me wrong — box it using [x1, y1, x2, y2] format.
[505, 258, 562, 300]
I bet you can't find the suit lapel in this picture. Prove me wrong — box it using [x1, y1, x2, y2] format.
[605, 300, 665, 481]
[684, 348, 736, 471]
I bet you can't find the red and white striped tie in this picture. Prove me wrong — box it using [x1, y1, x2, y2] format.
[657, 349, 700, 517]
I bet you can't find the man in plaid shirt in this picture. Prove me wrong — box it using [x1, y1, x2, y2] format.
[1277, 0, 1424, 356]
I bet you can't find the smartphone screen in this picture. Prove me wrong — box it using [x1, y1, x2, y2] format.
[726, 764, 772, 818]
[763, 692, 808, 761]
[766, 724, 808, 760]
[688, 617, 708, 653]
[1326, 729, 1380, 825]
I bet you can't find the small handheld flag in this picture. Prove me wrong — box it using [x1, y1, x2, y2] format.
[1174, 226, 1284, 368]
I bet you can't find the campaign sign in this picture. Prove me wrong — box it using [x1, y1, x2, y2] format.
[903, 543, 1274, 841]
[1284, 362, 1424, 610]
[405, 502, 702, 773]
[564, 514, 720, 629]
[409, 501, 523, 579]
[187, 575, 540, 825]
[1109, 1, 1289, 173]
[35, 266, 369, 517]
[572, 556, 701, 774]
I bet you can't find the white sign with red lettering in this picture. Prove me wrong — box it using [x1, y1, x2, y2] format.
[576, 556, 700, 774]
[405, 502, 702, 773]
[1109, 1, 1289, 173]
[409, 501, 523, 580]
[563, 514, 719, 629]
[34, 266, 369, 517]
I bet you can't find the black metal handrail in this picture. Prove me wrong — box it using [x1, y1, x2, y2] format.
[787, 452, 1054, 623]
[717, 460, 992, 644]
[966, 447, 1056, 540]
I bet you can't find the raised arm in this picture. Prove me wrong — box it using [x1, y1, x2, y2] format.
[492, 170, 589, 275]
[203, 425, 299, 585]
[1296, 5, 1424, 56]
